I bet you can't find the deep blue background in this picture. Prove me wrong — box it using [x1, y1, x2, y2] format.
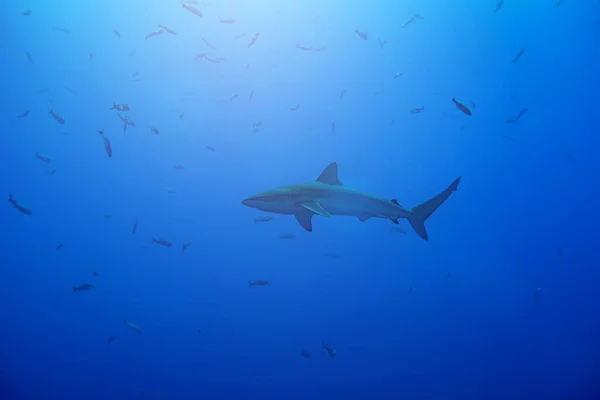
[2, 0, 600, 398]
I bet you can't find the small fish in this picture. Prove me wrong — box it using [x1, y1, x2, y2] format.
[252, 121, 263, 128]
[218, 17, 236, 24]
[322, 342, 336, 358]
[179, 113, 185, 120]
[38, 88, 50, 93]
[202, 38, 217, 49]
[118, 114, 135, 126]
[391, 227, 407, 234]
[494, 0, 504, 12]
[503, 135, 515, 140]
[254, 216, 273, 224]
[181, 0, 203, 17]
[402, 14, 423, 28]
[556, 248, 563, 257]
[104, 214, 112, 220]
[151, 128, 159, 135]
[313, 46, 326, 52]
[248, 89, 255, 103]
[296, 44, 313, 51]
[56, 244, 63, 250]
[158, 24, 177, 35]
[132, 218, 138, 234]
[377, 37, 387, 47]
[249, 280, 269, 287]
[393, 72, 404, 80]
[410, 106, 424, 114]
[323, 253, 342, 259]
[444, 272, 451, 277]
[451, 98, 472, 116]
[533, 288, 541, 303]
[36, 153, 52, 164]
[145, 30, 164, 40]
[25, 52, 34, 64]
[114, 30, 121, 39]
[206, 146, 215, 151]
[173, 164, 185, 170]
[47, 169, 57, 175]
[353, 28, 368, 40]
[230, 93, 238, 102]
[279, 233, 295, 240]
[65, 87, 77, 95]
[505, 108, 528, 123]
[512, 48, 526, 63]
[18, 110, 30, 118]
[182, 241, 193, 254]
[374, 89, 385, 95]
[73, 284, 94, 293]
[152, 237, 173, 247]
[248, 32, 259, 48]
[92, 271, 98, 277]
[564, 152, 575, 161]
[49, 109, 65, 124]
[123, 320, 142, 334]
[110, 103, 129, 111]
[340, 89, 347, 100]
[89, 53, 94, 62]
[22, 9, 32, 16]
[165, 188, 177, 194]
[300, 349, 312, 358]
[554, 0, 564, 7]
[288, 104, 300, 112]
[235, 31, 246, 39]
[98, 130, 112, 158]
[107, 336, 116, 344]
[331, 120, 336, 133]
[409, 286, 414, 293]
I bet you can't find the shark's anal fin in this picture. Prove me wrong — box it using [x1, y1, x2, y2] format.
[316, 162, 343, 185]
[299, 201, 331, 217]
[357, 214, 371, 222]
[295, 207, 315, 232]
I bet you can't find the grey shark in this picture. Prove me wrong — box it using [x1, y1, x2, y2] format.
[242, 162, 460, 240]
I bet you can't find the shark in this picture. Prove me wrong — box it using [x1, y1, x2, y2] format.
[242, 162, 461, 240]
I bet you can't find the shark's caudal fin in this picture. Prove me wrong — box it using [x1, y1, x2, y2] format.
[408, 177, 461, 240]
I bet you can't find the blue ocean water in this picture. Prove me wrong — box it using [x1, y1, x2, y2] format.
[2, 0, 600, 398]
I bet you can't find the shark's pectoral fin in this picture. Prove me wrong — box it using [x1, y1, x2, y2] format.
[316, 162, 343, 185]
[299, 201, 331, 217]
[295, 207, 315, 232]
[390, 218, 399, 224]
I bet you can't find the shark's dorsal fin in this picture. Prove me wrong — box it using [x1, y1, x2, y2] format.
[316, 162, 343, 185]
[300, 201, 331, 217]
[295, 207, 315, 232]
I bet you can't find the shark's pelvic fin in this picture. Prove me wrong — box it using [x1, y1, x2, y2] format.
[300, 201, 331, 217]
[295, 207, 315, 231]
[316, 162, 343, 185]
[408, 177, 461, 240]
[357, 214, 371, 222]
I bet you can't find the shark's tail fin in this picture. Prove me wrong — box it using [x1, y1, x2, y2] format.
[408, 177, 461, 240]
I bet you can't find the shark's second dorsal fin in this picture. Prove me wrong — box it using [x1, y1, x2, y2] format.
[391, 199, 400, 206]
[316, 162, 343, 185]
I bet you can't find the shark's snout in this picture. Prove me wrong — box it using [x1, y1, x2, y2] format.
[242, 197, 258, 208]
